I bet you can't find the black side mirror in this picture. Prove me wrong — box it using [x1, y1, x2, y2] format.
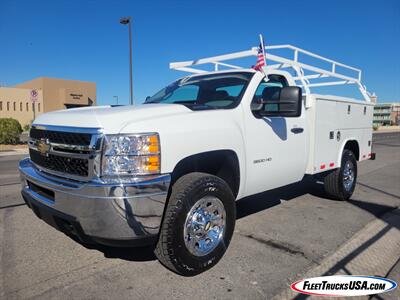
[145, 96, 151, 102]
[278, 86, 302, 117]
[252, 86, 302, 118]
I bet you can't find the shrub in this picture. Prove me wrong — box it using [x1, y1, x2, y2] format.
[372, 124, 379, 131]
[23, 123, 32, 132]
[0, 118, 23, 144]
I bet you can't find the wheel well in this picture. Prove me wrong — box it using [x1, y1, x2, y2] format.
[344, 140, 360, 161]
[171, 150, 240, 198]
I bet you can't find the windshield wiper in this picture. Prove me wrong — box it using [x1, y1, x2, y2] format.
[173, 100, 198, 105]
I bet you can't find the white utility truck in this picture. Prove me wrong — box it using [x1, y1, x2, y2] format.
[19, 45, 375, 276]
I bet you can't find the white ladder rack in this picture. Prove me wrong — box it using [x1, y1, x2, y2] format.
[170, 45, 371, 102]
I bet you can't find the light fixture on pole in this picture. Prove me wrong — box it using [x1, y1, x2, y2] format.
[120, 16, 134, 105]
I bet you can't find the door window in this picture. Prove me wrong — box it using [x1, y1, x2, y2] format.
[253, 75, 288, 113]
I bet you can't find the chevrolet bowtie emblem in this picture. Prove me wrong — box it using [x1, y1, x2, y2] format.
[37, 138, 51, 156]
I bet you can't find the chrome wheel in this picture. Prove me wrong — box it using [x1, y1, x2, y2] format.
[343, 161, 355, 191]
[184, 196, 226, 257]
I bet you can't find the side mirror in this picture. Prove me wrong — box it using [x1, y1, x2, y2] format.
[145, 96, 151, 102]
[252, 86, 302, 117]
[278, 86, 302, 117]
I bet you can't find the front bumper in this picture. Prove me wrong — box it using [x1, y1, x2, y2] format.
[19, 158, 171, 246]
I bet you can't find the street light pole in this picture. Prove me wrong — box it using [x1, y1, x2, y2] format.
[120, 16, 134, 106]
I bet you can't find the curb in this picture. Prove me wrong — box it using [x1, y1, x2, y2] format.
[373, 130, 400, 134]
[0, 149, 29, 157]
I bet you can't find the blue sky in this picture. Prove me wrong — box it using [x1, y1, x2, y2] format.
[0, 0, 399, 105]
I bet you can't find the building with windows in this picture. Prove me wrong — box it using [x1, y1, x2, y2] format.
[0, 77, 96, 127]
[373, 102, 400, 126]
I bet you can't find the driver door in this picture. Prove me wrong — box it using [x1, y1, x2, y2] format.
[244, 76, 307, 196]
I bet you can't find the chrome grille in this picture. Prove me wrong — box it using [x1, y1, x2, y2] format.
[29, 149, 89, 177]
[30, 128, 92, 146]
[28, 125, 103, 181]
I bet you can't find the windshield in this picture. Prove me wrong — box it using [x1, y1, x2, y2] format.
[145, 72, 254, 110]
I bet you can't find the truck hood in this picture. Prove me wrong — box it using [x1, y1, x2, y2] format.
[33, 104, 192, 133]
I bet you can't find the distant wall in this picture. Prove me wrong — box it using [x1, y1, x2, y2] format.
[0, 87, 43, 127]
[0, 77, 96, 126]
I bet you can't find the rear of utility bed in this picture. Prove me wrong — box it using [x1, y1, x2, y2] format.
[305, 94, 374, 175]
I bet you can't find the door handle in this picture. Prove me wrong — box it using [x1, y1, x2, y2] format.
[291, 127, 304, 134]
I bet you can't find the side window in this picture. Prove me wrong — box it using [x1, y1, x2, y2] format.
[254, 80, 285, 112]
[253, 75, 289, 112]
[163, 85, 199, 103]
[254, 81, 284, 97]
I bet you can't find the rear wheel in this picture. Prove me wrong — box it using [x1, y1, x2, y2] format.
[324, 149, 357, 201]
[155, 172, 236, 276]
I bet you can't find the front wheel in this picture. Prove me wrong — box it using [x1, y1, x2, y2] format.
[324, 149, 357, 201]
[155, 172, 236, 276]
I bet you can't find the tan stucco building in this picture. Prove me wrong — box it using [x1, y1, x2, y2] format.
[0, 77, 96, 127]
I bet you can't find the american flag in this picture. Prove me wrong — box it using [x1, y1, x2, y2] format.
[253, 43, 266, 71]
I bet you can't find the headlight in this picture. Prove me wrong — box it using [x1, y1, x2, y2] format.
[102, 133, 160, 176]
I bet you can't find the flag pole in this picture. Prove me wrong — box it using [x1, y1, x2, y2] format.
[259, 34, 267, 67]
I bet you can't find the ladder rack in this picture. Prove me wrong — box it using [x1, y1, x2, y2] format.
[170, 45, 371, 102]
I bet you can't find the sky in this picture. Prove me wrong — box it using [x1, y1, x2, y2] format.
[0, 0, 399, 105]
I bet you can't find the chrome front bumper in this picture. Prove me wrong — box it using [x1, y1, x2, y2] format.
[19, 158, 171, 245]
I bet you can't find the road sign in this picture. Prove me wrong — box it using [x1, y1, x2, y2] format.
[30, 89, 38, 103]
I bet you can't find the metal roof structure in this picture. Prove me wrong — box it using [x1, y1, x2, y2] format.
[170, 45, 371, 102]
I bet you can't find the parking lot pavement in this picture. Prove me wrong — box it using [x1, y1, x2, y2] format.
[0, 133, 399, 299]
[274, 208, 400, 299]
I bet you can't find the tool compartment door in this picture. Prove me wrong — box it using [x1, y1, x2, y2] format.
[313, 98, 340, 173]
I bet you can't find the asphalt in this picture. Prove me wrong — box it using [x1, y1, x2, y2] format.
[0, 132, 399, 299]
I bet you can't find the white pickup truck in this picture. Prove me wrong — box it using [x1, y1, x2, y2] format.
[19, 45, 375, 276]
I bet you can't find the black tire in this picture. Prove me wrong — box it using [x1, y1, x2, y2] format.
[155, 172, 236, 276]
[324, 149, 357, 201]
